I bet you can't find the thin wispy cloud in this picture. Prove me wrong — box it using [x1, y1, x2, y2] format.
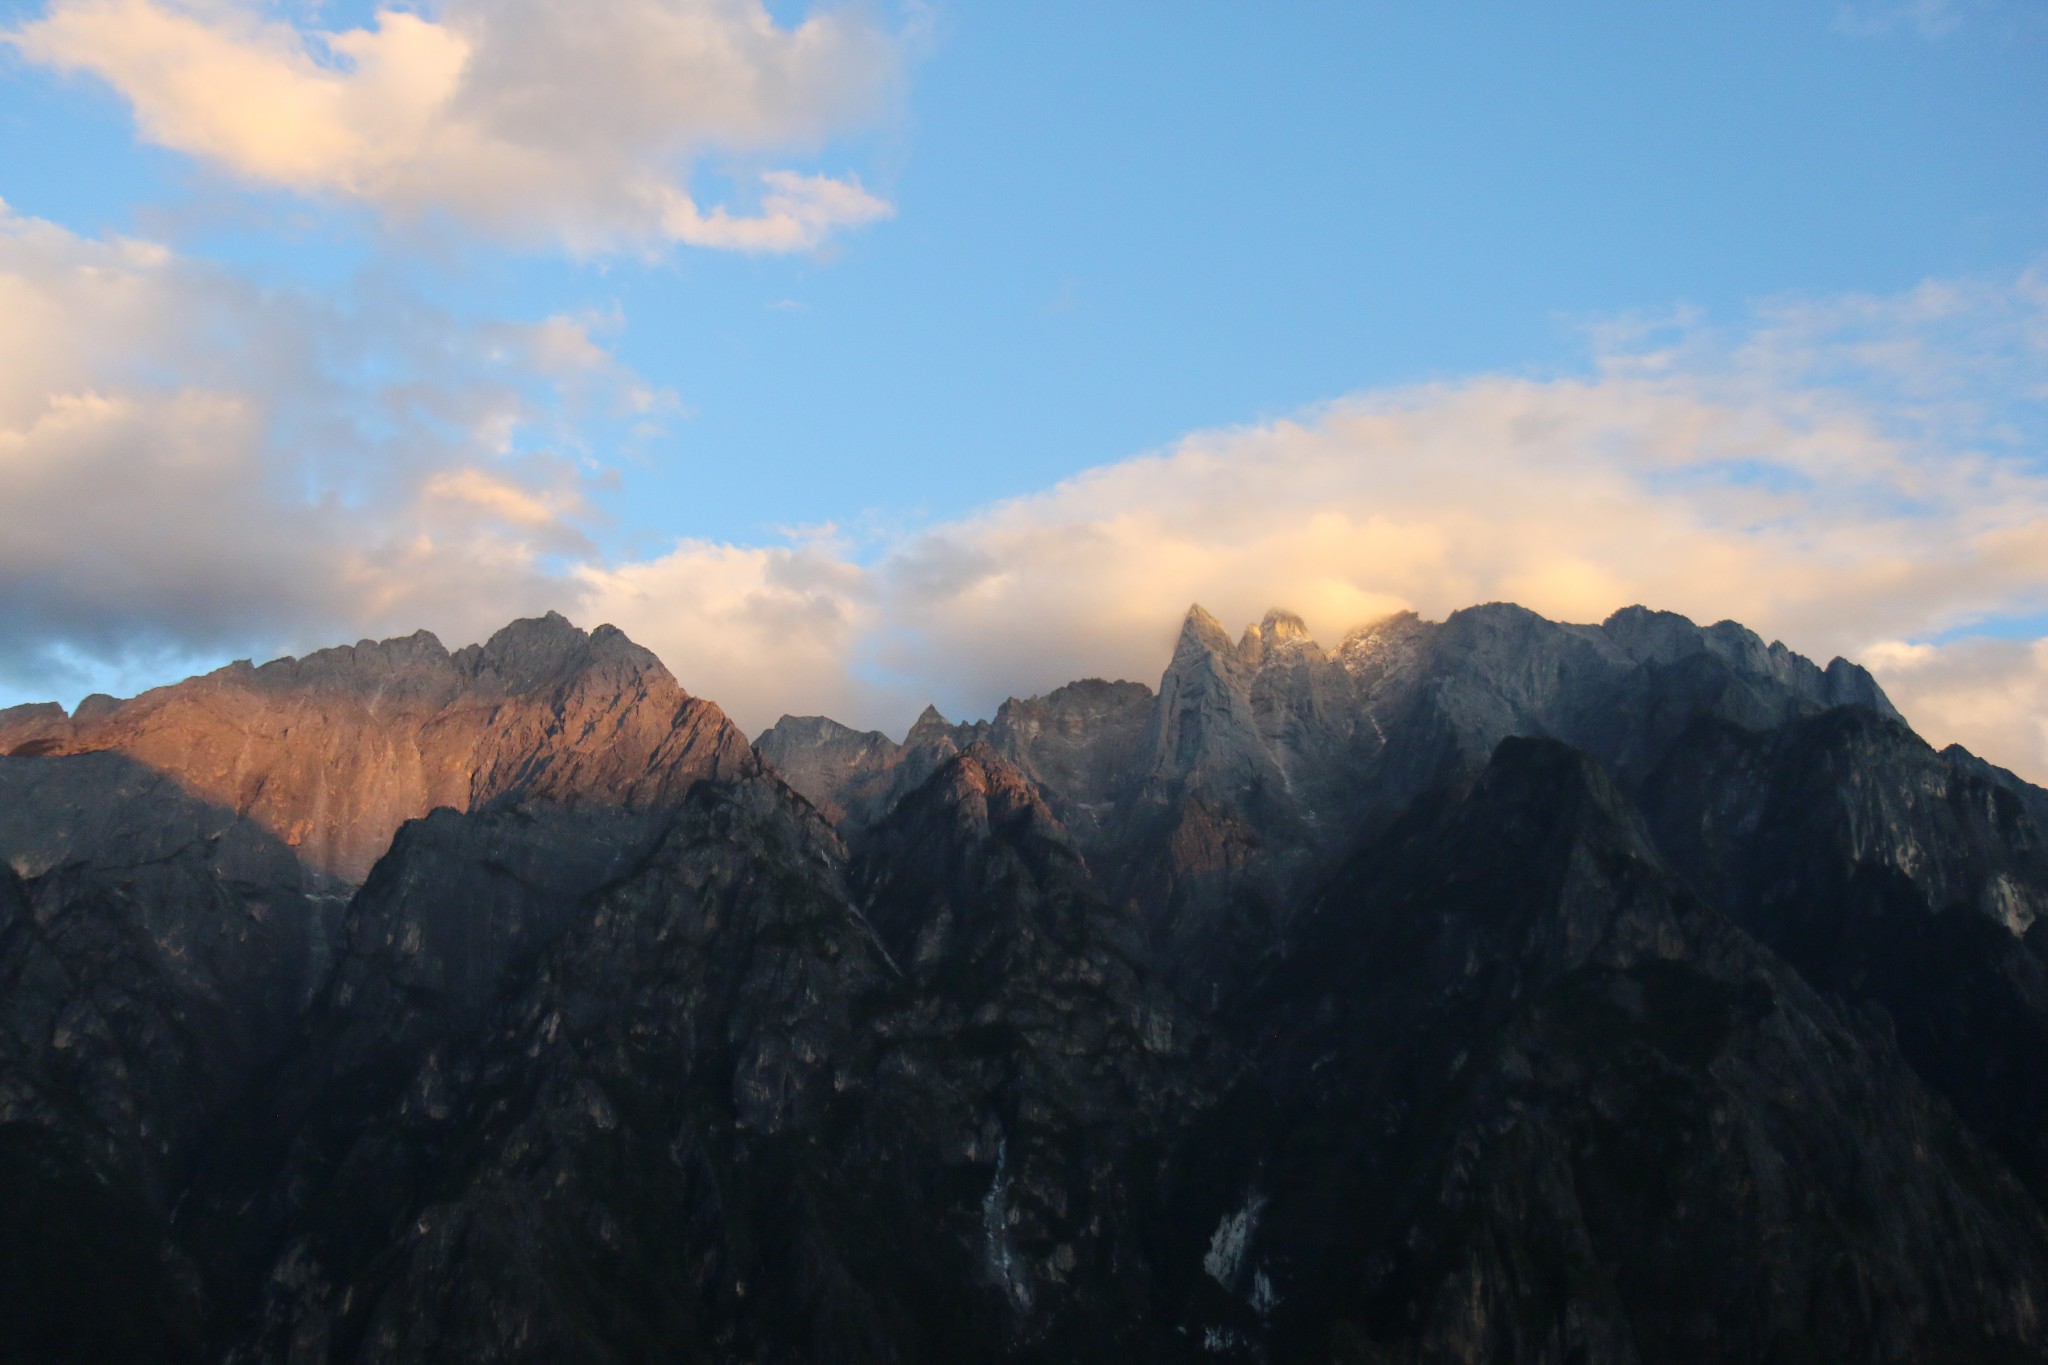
[1837, 0, 1969, 37]
[1833, 0, 2045, 38]
[6, 0, 908, 253]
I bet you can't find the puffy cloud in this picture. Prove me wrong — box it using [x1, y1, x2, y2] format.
[1865, 637, 2048, 781]
[574, 269, 2048, 786]
[8, 0, 905, 252]
[0, 201, 634, 697]
[575, 535, 880, 726]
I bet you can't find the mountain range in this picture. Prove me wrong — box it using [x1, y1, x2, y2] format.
[3, 601, 2046, 1363]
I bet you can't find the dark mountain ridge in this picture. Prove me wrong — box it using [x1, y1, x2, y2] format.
[2, 601, 2045, 1362]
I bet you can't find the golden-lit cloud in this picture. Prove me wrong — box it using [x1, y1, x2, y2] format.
[574, 269, 2048, 784]
[9, 0, 906, 252]
[1865, 638, 2048, 780]
[576, 535, 879, 726]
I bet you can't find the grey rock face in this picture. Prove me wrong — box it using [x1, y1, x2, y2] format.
[1638, 704, 2048, 1203]
[1603, 604, 1900, 718]
[1144, 605, 1278, 796]
[754, 703, 990, 833]
[1140, 605, 1362, 816]
[753, 599, 1931, 1011]
[752, 713, 902, 824]
[986, 678, 1153, 846]
[1334, 607, 1438, 692]
[1943, 741, 2048, 829]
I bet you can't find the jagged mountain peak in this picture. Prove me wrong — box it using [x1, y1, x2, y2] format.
[0, 700, 64, 731]
[463, 611, 673, 695]
[238, 627, 453, 697]
[1600, 602, 1901, 719]
[1334, 608, 1435, 685]
[905, 702, 954, 745]
[1240, 607, 1323, 670]
[1175, 602, 1238, 659]
[221, 612, 674, 706]
[1259, 607, 1310, 641]
[1338, 607, 1425, 645]
[896, 740, 1058, 841]
[1181, 604, 1325, 665]
[757, 712, 879, 749]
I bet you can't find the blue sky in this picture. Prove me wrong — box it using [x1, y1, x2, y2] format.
[1, 0, 2045, 775]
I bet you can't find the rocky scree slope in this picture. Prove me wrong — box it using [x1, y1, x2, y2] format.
[2, 604, 2047, 1362]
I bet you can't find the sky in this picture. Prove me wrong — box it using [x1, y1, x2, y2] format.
[1, 1, 2046, 779]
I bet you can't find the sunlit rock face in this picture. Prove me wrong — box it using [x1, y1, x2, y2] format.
[4, 602, 2048, 1363]
[0, 612, 755, 882]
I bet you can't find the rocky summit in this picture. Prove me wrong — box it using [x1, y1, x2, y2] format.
[3, 604, 2047, 1364]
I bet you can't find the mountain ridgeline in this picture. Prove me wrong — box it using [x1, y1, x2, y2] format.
[3, 602, 2046, 1363]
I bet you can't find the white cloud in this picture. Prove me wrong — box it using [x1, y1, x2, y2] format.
[0, 201, 638, 697]
[568, 268, 2048, 786]
[7, 0, 907, 252]
[576, 534, 880, 726]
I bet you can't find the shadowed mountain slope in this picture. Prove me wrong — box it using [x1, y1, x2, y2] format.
[1188, 737, 2048, 1363]
[2, 603, 2046, 1363]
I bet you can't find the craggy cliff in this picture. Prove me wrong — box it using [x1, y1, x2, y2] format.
[0, 612, 753, 882]
[3, 603, 2047, 1363]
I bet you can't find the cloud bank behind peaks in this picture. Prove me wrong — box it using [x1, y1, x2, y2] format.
[576, 269, 2048, 784]
[1, 204, 2040, 783]
[9, 0, 905, 252]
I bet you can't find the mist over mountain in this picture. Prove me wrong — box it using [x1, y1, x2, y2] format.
[4, 600, 2047, 1363]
